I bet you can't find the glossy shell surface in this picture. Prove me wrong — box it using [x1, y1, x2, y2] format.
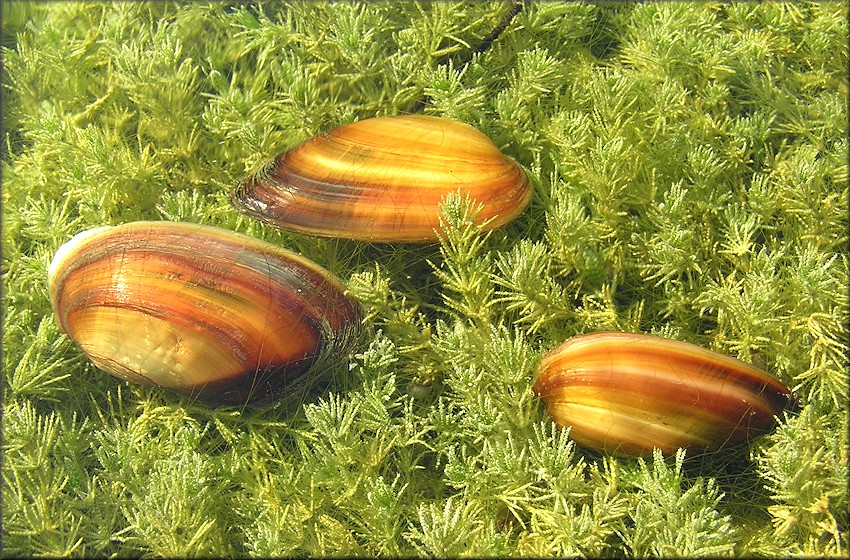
[48, 222, 363, 406]
[232, 115, 532, 242]
[533, 332, 792, 457]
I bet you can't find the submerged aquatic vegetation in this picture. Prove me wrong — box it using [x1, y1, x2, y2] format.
[3, 1, 847, 557]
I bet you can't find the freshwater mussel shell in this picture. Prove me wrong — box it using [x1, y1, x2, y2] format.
[48, 222, 363, 406]
[533, 332, 793, 457]
[232, 115, 532, 243]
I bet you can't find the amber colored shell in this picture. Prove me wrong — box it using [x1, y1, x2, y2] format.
[48, 222, 363, 406]
[533, 332, 792, 457]
[232, 115, 532, 243]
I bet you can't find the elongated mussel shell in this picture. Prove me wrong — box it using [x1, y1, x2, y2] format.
[533, 332, 792, 457]
[232, 115, 532, 243]
[48, 222, 363, 406]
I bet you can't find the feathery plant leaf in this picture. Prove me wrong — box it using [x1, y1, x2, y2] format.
[755, 406, 848, 557]
[620, 449, 737, 557]
[430, 192, 496, 327]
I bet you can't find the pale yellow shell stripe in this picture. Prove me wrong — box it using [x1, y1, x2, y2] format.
[536, 332, 790, 415]
[274, 164, 528, 219]
[47, 222, 363, 405]
[546, 399, 716, 456]
[47, 221, 360, 365]
[537, 352, 784, 423]
[49, 222, 357, 333]
[288, 146, 523, 191]
[49, 222, 348, 297]
[296, 117, 511, 184]
[51, 227, 324, 368]
[536, 354, 786, 441]
[284, 115, 528, 209]
[233, 115, 532, 242]
[544, 380, 765, 454]
[533, 332, 791, 455]
[336, 115, 500, 154]
[53, 251, 321, 402]
[47, 226, 112, 315]
[240, 163, 530, 242]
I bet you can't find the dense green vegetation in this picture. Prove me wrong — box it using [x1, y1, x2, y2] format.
[3, 2, 847, 556]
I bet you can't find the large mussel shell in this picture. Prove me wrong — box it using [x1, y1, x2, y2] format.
[232, 115, 532, 243]
[48, 222, 363, 406]
[533, 332, 793, 457]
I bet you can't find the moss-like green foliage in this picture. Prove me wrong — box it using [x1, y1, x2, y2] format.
[3, 1, 847, 556]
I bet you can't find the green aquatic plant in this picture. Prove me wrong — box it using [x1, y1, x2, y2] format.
[3, 1, 847, 556]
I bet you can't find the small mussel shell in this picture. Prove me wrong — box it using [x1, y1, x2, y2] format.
[533, 332, 792, 457]
[232, 115, 532, 243]
[48, 222, 363, 406]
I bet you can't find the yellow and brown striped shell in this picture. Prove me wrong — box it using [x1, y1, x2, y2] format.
[48, 222, 363, 406]
[533, 332, 792, 457]
[232, 115, 532, 243]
